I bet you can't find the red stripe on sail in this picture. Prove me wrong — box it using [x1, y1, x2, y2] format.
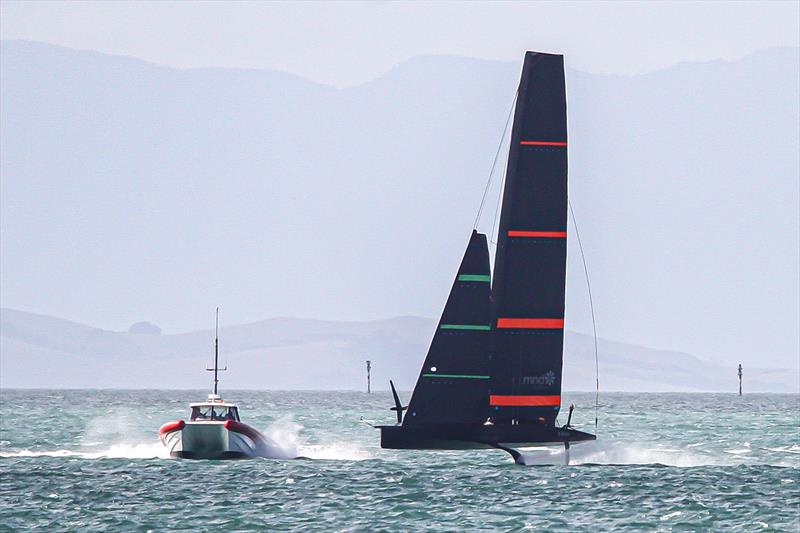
[496, 318, 564, 329]
[507, 231, 566, 238]
[519, 141, 567, 147]
[489, 395, 561, 406]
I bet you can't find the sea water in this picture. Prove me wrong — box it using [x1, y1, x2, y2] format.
[1, 391, 798, 531]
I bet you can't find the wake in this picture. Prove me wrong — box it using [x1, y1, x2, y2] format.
[0, 442, 169, 460]
[0, 416, 372, 461]
[513, 440, 800, 468]
[3, 440, 796, 467]
[262, 416, 372, 461]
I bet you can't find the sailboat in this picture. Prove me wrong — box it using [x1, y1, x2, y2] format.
[377, 51, 596, 465]
[159, 309, 289, 459]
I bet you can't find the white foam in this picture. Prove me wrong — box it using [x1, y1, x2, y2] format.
[571, 441, 719, 466]
[0, 442, 169, 459]
[261, 416, 301, 458]
[298, 442, 372, 461]
[512, 441, 723, 467]
[762, 444, 800, 455]
[660, 511, 683, 521]
[724, 448, 752, 455]
[0, 410, 174, 459]
[260, 416, 372, 461]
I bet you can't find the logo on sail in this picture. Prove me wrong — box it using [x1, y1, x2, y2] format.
[521, 371, 556, 387]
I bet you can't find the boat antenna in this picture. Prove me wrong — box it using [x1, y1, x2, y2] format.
[206, 307, 226, 396]
[568, 201, 599, 433]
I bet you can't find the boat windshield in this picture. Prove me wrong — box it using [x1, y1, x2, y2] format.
[190, 405, 239, 421]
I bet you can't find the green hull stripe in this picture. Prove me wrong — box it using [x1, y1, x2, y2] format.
[457, 274, 491, 282]
[422, 374, 490, 379]
[439, 324, 491, 331]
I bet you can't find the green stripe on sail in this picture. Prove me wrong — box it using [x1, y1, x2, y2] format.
[422, 373, 490, 379]
[457, 274, 491, 282]
[439, 324, 491, 331]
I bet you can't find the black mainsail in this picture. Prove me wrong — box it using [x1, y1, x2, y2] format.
[377, 51, 595, 463]
[490, 52, 568, 426]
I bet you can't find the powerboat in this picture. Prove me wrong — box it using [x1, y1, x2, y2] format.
[159, 309, 291, 460]
[159, 393, 290, 459]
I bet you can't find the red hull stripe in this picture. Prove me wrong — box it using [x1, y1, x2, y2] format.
[520, 141, 567, 147]
[225, 420, 264, 443]
[158, 419, 185, 435]
[507, 230, 566, 238]
[490, 395, 561, 406]
[497, 318, 564, 329]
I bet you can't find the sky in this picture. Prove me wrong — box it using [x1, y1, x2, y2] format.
[1, 0, 799, 87]
[0, 1, 798, 372]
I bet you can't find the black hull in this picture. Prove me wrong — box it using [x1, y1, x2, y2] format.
[170, 451, 251, 460]
[378, 423, 595, 450]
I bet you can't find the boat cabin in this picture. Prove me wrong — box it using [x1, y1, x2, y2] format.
[188, 401, 240, 422]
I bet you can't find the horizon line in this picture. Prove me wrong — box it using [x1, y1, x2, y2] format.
[2, 38, 798, 90]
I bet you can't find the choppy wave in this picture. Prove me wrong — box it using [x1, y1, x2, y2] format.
[762, 444, 800, 455]
[1, 391, 798, 531]
[298, 443, 372, 461]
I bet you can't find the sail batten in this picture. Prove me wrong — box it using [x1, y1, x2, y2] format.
[422, 374, 491, 380]
[439, 324, 491, 331]
[507, 230, 566, 238]
[457, 274, 491, 282]
[519, 141, 567, 147]
[496, 318, 564, 329]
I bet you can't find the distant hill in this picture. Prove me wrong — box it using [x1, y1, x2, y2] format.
[1, 41, 798, 372]
[1, 308, 795, 392]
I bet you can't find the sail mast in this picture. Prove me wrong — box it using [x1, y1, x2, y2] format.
[206, 307, 226, 396]
[213, 307, 219, 395]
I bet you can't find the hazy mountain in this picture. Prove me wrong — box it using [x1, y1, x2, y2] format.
[2, 308, 795, 392]
[1, 41, 798, 373]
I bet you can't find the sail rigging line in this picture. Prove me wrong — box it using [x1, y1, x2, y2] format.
[488, 114, 513, 249]
[567, 200, 599, 433]
[473, 90, 518, 230]
[489, 157, 508, 248]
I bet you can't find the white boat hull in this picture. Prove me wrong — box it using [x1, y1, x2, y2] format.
[160, 420, 290, 460]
